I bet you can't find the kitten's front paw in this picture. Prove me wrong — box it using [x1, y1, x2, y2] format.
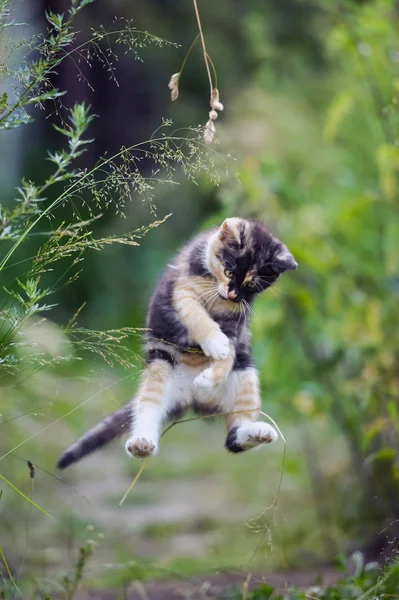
[194, 368, 216, 390]
[125, 436, 158, 458]
[201, 331, 230, 360]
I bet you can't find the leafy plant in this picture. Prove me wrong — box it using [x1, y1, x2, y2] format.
[0, 0, 227, 378]
[227, 555, 399, 599]
[0, 0, 228, 591]
[221, 0, 399, 552]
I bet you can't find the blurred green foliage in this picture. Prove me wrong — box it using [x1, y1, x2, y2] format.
[2, 0, 399, 596]
[229, 555, 399, 599]
[218, 0, 399, 548]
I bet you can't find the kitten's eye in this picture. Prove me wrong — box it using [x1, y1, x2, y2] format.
[224, 269, 234, 279]
[246, 281, 256, 288]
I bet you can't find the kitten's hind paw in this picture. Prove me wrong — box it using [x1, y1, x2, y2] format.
[226, 422, 278, 453]
[126, 436, 158, 458]
[247, 425, 278, 445]
[194, 368, 216, 390]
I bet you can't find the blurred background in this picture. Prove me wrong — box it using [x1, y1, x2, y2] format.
[2, 0, 399, 595]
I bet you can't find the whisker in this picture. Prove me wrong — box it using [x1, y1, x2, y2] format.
[257, 277, 288, 296]
[269, 287, 283, 301]
[193, 271, 214, 279]
[235, 301, 246, 333]
[243, 299, 258, 323]
[203, 291, 220, 309]
[197, 282, 220, 292]
[242, 302, 249, 330]
[202, 290, 219, 303]
[198, 287, 219, 300]
[234, 304, 241, 333]
[226, 307, 240, 323]
[224, 258, 236, 269]
[269, 284, 288, 296]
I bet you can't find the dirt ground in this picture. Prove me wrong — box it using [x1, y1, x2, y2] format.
[75, 569, 339, 599]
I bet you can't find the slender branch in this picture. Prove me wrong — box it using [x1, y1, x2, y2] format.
[206, 52, 217, 90]
[192, 0, 213, 104]
[179, 33, 200, 77]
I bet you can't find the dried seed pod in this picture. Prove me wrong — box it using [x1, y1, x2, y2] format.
[204, 119, 216, 144]
[168, 73, 180, 101]
[211, 88, 224, 111]
[27, 460, 35, 479]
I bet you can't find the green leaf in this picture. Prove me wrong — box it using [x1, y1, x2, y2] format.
[250, 583, 274, 599]
[45, 11, 64, 31]
[365, 447, 396, 465]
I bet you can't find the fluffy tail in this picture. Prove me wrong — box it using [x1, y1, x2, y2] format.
[56, 404, 130, 470]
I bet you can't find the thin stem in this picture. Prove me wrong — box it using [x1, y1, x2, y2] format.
[0, 372, 135, 462]
[179, 33, 200, 77]
[192, 0, 213, 104]
[0, 165, 64, 238]
[0, 8, 76, 128]
[0, 26, 174, 127]
[206, 52, 217, 90]
[119, 408, 285, 517]
[0, 134, 224, 272]
[0, 546, 23, 598]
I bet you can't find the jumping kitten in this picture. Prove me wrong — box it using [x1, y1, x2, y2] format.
[57, 218, 297, 469]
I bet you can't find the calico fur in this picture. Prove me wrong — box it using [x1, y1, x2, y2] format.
[57, 218, 297, 469]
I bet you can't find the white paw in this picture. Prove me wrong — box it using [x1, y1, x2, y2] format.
[200, 331, 230, 360]
[194, 368, 215, 390]
[125, 436, 158, 458]
[237, 422, 278, 450]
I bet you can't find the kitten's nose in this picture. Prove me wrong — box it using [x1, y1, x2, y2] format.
[228, 290, 237, 299]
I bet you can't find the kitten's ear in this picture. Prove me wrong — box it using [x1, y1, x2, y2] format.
[274, 247, 298, 273]
[219, 218, 240, 243]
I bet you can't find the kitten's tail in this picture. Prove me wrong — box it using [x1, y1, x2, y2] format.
[56, 405, 130, 470]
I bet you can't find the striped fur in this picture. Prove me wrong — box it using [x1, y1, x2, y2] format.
[56, 405, 130, 469]
[57, 218, 297, 468]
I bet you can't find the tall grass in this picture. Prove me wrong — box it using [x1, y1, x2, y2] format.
[0, 0, 228, 593]
[0, 0, 225, 389]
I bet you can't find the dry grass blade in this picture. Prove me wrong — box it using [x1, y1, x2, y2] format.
[117, 406, 286, 544]
[0, 373, 135, 462]
[0, 473, 53, 519]
[243, 410, 287, 567]
[119, 458, 149, 506]
[242, 572, 252, 600]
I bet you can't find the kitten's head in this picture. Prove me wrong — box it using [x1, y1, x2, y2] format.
[206, 218, 297, 303]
